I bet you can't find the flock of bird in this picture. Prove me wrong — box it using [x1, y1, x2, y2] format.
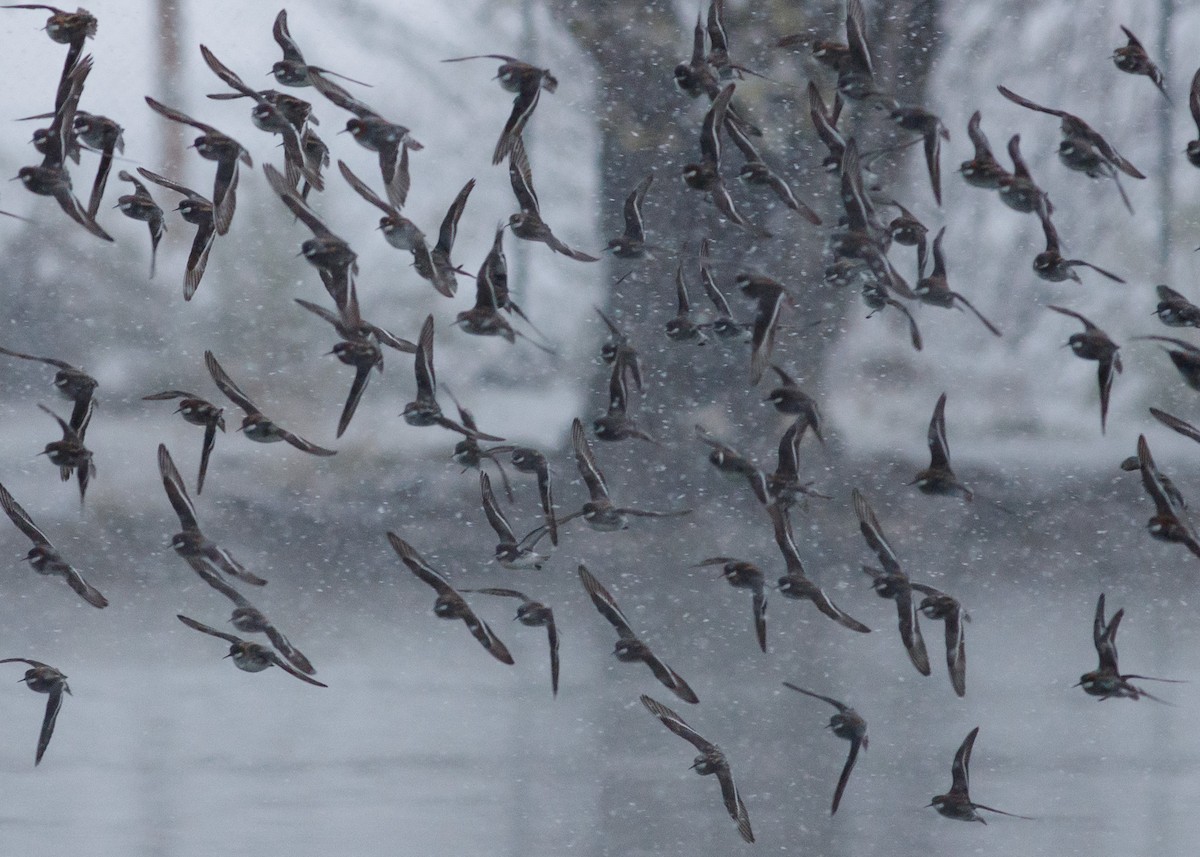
[0, 0, 1198, 846]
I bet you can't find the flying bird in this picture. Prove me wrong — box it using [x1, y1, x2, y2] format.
[157, 443, 267, 587]
[176, 615, 326, 687]
[1046, 305, 1122, 434]
[782, 683, 867, 815]
[204, 351, 336, 456]
[639, 693, 753, 843]
[578, 565, 698, 703]
[386, 532, 513, 664]
[0, 481, 107, 607]
[929, 727, 1032, 823]
[0, 657, 71, 765]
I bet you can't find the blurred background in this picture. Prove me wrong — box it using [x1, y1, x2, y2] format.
[0, 1, 1198, 855]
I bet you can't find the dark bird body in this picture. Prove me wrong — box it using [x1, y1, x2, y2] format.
[0, 481, 106, 607]
[561, 420, 689, 531]
[579, 565, 698, 703]
[387, 533, 513, 664]
[852, 489, 930, 675]
[639, 694, 753, 843]
[176, 615, 326, 686]
[205, 351, 336, 455]
[912, 392, 972, 501]
[929, 727, 1031, 823]
[136, 168, 215, 299]
[0, 657, 71, 765]
[463, 588, 558, 695]
[158, 443, 267, 588]
[783, 683, 867, 815]
[1047, 305, 1121, 434]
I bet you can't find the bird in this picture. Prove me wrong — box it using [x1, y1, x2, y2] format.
[135, 167, 216, 300]
[200, 45, 319, 191]
[682, 83, 753, 231]
[836, 0, 884, 101]
[1033, 210, 1125, 284]
[692, 556, 768, 652]
[1135, 434, 1200, 560]
[262, 162, 357, 310]
[294, 281, 416, 438]
[605, 173, 654, 259]
[411, 178, 476, 298]
[498, 446, 558, 546]
[911, 392, 973, 501]
[173, 547, 314, 675]
[443, 53, 556, 165]
[639, 693, 753, 843]
[142, 390, 224, 494]
[114, 169, 165, 278]
[447, 393, 514, 502]
[0, 480, 106, 607]
[767, 418, 832, 511]
[910, 583, 969, 697]
[697, 239, 749, 341]
[1132, 335, 1200, 392]
[577, 565, 698, 704]
[402, 315, 505, 440]
[1112, 26, 1167, 99]
[270, 9, 370, 88]
[771, 504, 871, 633]
[1189, 68, 1200, 167]
[144, 96, 251, 235]
[386, 532, 513, 664]
[1153, 285, 1200, 328]
[765, 365, 823, 443]
[309, 70, 421, 208]
[889, 104, 948, 206]
[595, 306, 644, 393]
[808, 81, 846, 173]
[66, 108, 123, 218]
[176, 615, 326, 687]
[993, 85, 1142, 182]
[455, 225, 556, 351]
[782, 683, 867, 815]
[157, 443, 267, 587]
[477, 471, 553, 570]
[592, 351, 656, 443]
[929, 727, 1032, 822]
[461, 588, 558, 696]
[1077, 592, 1178, 702]
[338, 155, 429, 270]
[204, 351, 337, 455]
[560, 419, 690, 531]
[674, 11, 718, 98]
[885, 199, 930, 275]
[506, 137, 597, 261]
[851, 489, 931, 676]
[38, 401, 94, 504]
[913, 227, 1002, 337]
[1150, 406, 1200, 445]
[959, 110, 1010, 189]
[0, 345, 96, 427]
[1046, 305, 1122, 434]
[665, 255, 708, 345]
[15, 53, 111, 240]
[738, 273, 791, 385]
[997, 135, 1053, 220]
[725, 119, 821, 223]
[0, 657, 71, 765]
[4, 5, 95, 104]
[694, 425, 770, 505]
